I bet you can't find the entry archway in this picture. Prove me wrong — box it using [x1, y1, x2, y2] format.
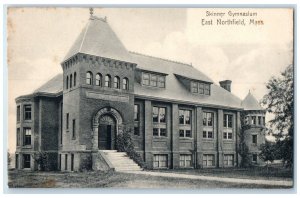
[92, 107, 123, 150]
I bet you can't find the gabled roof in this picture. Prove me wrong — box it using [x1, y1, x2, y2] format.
[131, 52, 242, 109]
[63, 16, 133, 63]
[241, 91, 264, 110]
[33, 74, 63, 95]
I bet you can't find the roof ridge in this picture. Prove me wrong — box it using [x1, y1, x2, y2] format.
[129, 51, 193, 67]
[79, 21, 91, 52]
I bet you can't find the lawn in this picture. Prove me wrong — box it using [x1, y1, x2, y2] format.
[152, 166, 293, 181]
[7, 169, 292, 189]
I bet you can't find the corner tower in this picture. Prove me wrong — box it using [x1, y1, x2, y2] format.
[60, 13, 137, 171]
[241, 91, 266, 166]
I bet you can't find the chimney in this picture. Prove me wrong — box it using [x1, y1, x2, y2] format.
[219, 80, 232, 92]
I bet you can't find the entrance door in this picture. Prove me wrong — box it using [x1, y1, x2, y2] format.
[98, 115, 116, 150]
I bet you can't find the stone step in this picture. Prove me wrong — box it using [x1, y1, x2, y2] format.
[115, 168, 143, 171]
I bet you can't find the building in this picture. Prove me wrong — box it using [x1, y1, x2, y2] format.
[15, 14, 266, 171]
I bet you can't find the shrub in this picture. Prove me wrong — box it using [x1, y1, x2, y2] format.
[116, 129, 146, 169]
[33, 151, 49, 171]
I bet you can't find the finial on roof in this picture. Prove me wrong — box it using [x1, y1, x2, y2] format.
[89, 8, 94, 17]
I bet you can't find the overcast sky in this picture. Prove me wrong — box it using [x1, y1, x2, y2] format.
[7, 8, 293, 152]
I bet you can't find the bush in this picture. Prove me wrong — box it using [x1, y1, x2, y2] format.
[116, 129, 146, 169]
[33, 151, 49, 171]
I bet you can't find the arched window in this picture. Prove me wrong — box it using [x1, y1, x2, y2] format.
[96, 73, 102, 86]
[66, 76, 69, 89]
[123, 78, 129, 90]
[105, 75, 111, 87]
[70, 74, 73, 88]
[86, 71, 93, 85]
[74, 72, 76, 87]
[114, 76, 120, 89]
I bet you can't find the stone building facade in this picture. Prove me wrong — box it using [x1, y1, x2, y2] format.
[15, 15, 266, 171]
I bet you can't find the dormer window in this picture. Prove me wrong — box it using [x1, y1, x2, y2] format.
[142, 72, 166, 88]
[190, 81, 210, 95]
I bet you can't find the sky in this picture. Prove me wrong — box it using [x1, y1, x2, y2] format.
[7, 8, 293, 152]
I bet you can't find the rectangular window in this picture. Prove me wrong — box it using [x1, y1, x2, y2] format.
[71, 154, 74, 171]
[153, 154, 168, 168]
[224, 154, 234, 167]
[65, 154, 68, 170]
[23, 128, 31, 145]
[207, 131, 213, 138]
[203, 131, 207, 138]
[158, 76, 165, 88]
[258, 116, 262, 125]
[59, 154, 62, 170]
[191, 82, 198, 93]
[66, 113, 69, 130]
[72, 119, 76, 139]
[16, 128, 20, 146]
[134, 126, 140, 136]
[17, 105, 20, 122]
[142, 73, 150, 86]
[224, 114, 233, 128]
[198, 83, 204, 94]
[252, 116, 256, 125]
[252, 135, 257, 144]
[23, 154, 31, 169]
[15, 154, 19, 169]
[134, 104, 139, 121]
[252, 154, 258, 163]
[223, 132, 233, 140]
[204, 84, 210, 95]
[150, 74, 158, 87]
[142, 72, 166, 88]
[180, 154, 192, 168]
[179, 109, 192, 138]
[203, 154, 215, 167]
[153, 128, 159, 136]
[153, 107, 166, 123]
[24, 105, 32, 120]
[203, 112, 213, 126]
[153, 128, 167, 137]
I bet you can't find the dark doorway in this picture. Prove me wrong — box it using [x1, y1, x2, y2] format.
[23, 154, 31, 169]
[98, 115, 116, 150]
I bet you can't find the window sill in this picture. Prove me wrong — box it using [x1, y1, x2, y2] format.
[22, 145, 32, 149]
[179, 137, 193, 140]
[153, 136, 168, 139]
[202, 138, 215, 142]
[223, 139, 234, 142]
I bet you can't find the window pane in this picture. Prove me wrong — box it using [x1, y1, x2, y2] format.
[228, 115, 233, 127]
[207, 113, 213, 126]
[105, 75, 111, 87]
[142, 73, 150, 85]
[158, 76, 165, 88]
[123, 78, 129, 90]
[208, 131, 213, 138]
[17, 106, 20, 122]
[160, 128, 167, 136]
[203, 131, 207, 138]
[96, 74, 102, 86]
[228, 132, 233, 139]
[198, 83, 204, 94]
[185, 130, 191, 137]
[159, 108, 166, 123]
[252, 135, 257, 144]
[179, 110, 184, 124]
[153, 128, 159, 136]
[134, 104, 139, 121]
[223, 132, 227, 139]
[153, 107, 158, 123]
[185, 110, 191, 125]
[86, 72, 92, 85]
[150, 74, 158, 87]
[24, 105, 32, 120]
[223, 115, 227, 127]
[204, 84, 210, 95]
[179, 130, 185, 137]
[203, 112, 207, 126]
[134, 126, 139, 136]
[191, 82, 198, 93]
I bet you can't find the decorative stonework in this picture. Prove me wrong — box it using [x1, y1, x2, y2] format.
[92, 107, 124, 150]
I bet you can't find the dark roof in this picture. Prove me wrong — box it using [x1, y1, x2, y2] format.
[33, 74, 63, 95]
[241, 91, 264, 110]
[131, 52, 242, 109]
[63, 16, 133, 63]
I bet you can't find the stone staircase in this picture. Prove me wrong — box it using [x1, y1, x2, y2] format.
[101, 150, 143, 172]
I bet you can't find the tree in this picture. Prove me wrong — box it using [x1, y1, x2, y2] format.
[259, 141, 277, 172]
[262, 64, 293, 167]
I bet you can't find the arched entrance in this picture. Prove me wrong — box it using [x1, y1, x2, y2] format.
[92, 107, 123, 150]
[98, 115, 116, 150]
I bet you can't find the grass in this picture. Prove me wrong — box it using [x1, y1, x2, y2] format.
[8, 168, 292, 189]
[152, 166, 293, 181]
